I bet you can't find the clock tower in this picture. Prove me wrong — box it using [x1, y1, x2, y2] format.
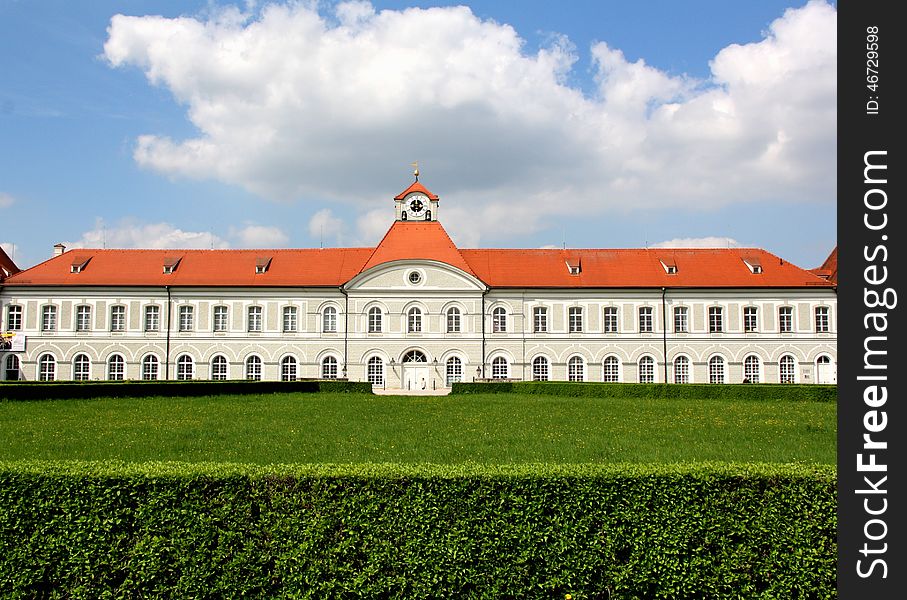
[394, 168, 440, 222]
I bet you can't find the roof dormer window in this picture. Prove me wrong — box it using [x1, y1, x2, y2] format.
[70, 257, 90, 273]
[255, 257, 272, 274]
[565, 258, 581, 275]
[659, 259, 678, 275]
[163, 257, 182, 274]
[742, 257, 763, 274]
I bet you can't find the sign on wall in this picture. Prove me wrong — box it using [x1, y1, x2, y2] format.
[0, 332, 25, 352]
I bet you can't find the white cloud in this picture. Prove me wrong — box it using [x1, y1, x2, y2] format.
[308, 208, 347, 245]
[652, 237, 741, 249]
[229, 224, 289, 247]
[67, 218, 229, 249]
[0, 192, 14, 209]
[104, 0, 836, 245]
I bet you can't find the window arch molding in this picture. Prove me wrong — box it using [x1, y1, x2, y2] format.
[637, 354, 657, 383]
[742, 353, 762, 383]
[671, 353, 693, 384]
[106, 353, 127, 381]
[707, 354, 727, 384]
[210, 354, 230, 381]
[779, 353, 798, 384]
[567, 354, 586, 382]
[602, 354, 622, 383]
[38, 353, 57, 381]
[530, 354, 551, 381]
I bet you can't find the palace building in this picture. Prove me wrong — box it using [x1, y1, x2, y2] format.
[0, 178, 837, 388]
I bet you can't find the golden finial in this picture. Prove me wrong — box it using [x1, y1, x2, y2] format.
[410, 161, 419, 181]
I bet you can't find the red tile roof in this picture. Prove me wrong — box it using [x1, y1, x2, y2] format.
[3, 229, 832, 289]
[460, 248, 831, 288]
[360, 221, 477, 276]
[4, 248, 373, 287]
[393, 181, 439, 200]
[809, 246, 838, 285]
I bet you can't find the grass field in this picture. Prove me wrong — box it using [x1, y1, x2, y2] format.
[0, 392, 835, 464]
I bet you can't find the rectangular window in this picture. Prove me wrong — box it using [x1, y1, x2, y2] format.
[144, 305, 160, 332]
[744, 306, 758, 332]
[179, 305, 194, 332]
[283, 306, 298, 332]
[446, 309, 460, 333]
[779, 306, 793, 333]
[815, 306, 830, 332]
[6, 305, 23, 331]
[110, 305, 126, 332]
[492, 308, 507, 333]
[42, 305, 57, 331]
[248, 306, 262, 332]
[213, 306, 228, 332]
[673, 306, 688, 333]
[638, 306, 653, 333]
[76, 305, 91, 332]
[533, 307, 548, 333]
[604, 307, 618, 333]
[708, 306, 723, 333]
[568, 307, 583, 333]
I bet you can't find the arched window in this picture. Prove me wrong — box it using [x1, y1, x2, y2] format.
[107, 355, 125, 381]
[281, 356, 297, 382]
[211, 355, 228, 380]
[743, 355, 761, 383]
[176, 354, 194, 381]
[673, 356, 690, 384]
[709, 356, 725, 384]
[532, 356, 549, 381]
[403, 350, 426, 363]
[492, 307, 507, 333]
[38, 353, 56, 381]
[568, 356, 585, 382]
[73, 354, 91, 381]
[5, 354, 21, 381]
[446, 357, 462, 386]
[779, 355, 796, 383]
[323, 306, 338, 333]
[603, 356, 620, 382]
[638, 355, 655, 383]
[446, 307, 461, 333]
[368, 307, 383, 333]
[245, 355, 262, 381]
[142, 355, 159, 381]
[367, 356, 384, 385]
[491, 357, 508, 380]
[321, 356, 338, 379]
[407, 307, 422, 333]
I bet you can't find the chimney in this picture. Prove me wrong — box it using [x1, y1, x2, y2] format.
[54, 243, 66, 257]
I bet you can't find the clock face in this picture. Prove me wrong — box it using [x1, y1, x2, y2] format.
[407, 194, 428, 215]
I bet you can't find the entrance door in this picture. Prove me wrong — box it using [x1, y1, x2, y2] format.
[402, 350, 428, 390]
[816, 356, 836, 384]
[403, 366, 430, 390]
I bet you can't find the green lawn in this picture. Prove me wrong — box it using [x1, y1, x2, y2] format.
[0, 392, 836, 464]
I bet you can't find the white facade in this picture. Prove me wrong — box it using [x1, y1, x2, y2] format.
[0, 182, 837, 388]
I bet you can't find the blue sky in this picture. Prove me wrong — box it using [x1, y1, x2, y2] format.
[0, 0, 836, 270]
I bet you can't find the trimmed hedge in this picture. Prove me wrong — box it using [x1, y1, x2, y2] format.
[451, 380, 837, 402]
[0, 379, 372, 401]
[0, 461, 835, 598]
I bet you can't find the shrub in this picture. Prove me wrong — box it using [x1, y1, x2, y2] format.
[451, 381, 836, 402]
[0, 461, 836, 598]
[0, 379, 372, 401]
